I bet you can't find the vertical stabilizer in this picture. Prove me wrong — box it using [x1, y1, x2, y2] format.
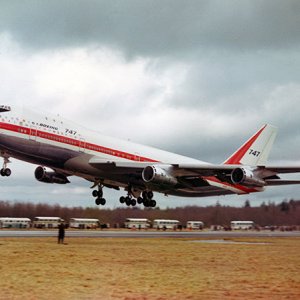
[223, 124, 277, 166]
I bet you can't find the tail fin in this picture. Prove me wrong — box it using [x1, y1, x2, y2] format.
[223, 124, 277, 166]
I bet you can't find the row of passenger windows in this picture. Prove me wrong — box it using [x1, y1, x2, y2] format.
[15, 128, 78, 145]
[0, 114, 63, 124]
[39, 133, 141, 160]
[40, 134, 78, 146]
[3, 118, 144, 161]
[0, 116, 69, 135]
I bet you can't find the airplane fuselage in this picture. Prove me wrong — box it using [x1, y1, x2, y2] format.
[0, 106, 211, 198]
[3, 104, 295, 207]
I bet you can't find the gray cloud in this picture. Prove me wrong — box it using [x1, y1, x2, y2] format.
[0, 0, 300, 56]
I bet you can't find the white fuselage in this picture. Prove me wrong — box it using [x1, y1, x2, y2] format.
[0, 106, 203, 163]
[0, 106, 208, 194]
[0, 105, 268, 203]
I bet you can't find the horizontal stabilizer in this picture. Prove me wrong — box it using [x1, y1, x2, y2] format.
[266, 179, 300, 186]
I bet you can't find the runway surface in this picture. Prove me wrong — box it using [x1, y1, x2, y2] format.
[0, 230, 299, 238]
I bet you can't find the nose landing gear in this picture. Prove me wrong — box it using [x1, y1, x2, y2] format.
[1, 156, 11, 177]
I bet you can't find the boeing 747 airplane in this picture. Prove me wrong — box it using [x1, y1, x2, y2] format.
[1, 104, 300, 207]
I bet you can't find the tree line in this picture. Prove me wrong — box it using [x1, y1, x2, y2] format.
[0, 199, 299, 227]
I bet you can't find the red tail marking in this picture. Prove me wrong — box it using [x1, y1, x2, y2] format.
[224, 125, 266, 165]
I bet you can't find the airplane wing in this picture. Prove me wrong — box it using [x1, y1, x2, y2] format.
[89, 157, 300, 176]
[88, 157, 150, 174]
[89, 157, 300, 187]
[172, 164, 300, 177]
[89, 157, 239, 176]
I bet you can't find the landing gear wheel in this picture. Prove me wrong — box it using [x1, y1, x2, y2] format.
[1, 168, 11, 177]
[92, 190, 98, 197]
[141, 190, 155, 207]
[125, 196, 132, 206]
[92, 183, 106, 205]
[4, 168, 11, 176]
[150, 200, 156, 207]
[95, 198, 106, 205]
[147, 191, 154, 199]
[120, 186, 145, 207]
[142, 191, 148, 199]
[92, 189, 103, 198]
[92, 183, 105, 206]
[1, 156, 11, 177]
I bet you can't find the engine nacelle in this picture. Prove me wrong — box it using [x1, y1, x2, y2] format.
[34, 166, 70, 184]
[142, 165, 178, 186]
[231, 167, 265, 187]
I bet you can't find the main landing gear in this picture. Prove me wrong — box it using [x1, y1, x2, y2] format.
[1, 156, 11, 177]
[119, 194, 137, 207]
[141, 191, 157, 208]
[119, 190, 156, 207]
[91, 182, 157, 208]
[92, 184, 106, 206]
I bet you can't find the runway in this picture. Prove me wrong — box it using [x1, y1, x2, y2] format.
[0, 230, 300, 238]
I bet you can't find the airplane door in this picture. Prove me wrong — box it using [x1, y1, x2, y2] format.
[29, 126, 37, 141]
[79, 138, 85, 153]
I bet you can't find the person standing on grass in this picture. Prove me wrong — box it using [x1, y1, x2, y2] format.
[58, 222, 65, 244]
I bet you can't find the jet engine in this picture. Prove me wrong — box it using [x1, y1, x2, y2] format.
[231, 167, 265, 187]
[34, 166, 70, 184]
[142, 165, 178, 186]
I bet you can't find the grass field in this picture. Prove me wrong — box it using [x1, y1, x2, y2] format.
[0, 237, 299, 299]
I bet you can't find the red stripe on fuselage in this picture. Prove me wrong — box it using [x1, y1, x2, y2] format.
[0, 122, 158, 163]
[0, 122, 262, 195]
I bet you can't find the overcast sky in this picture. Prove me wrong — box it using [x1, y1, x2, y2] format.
[0, 0, 300, 208]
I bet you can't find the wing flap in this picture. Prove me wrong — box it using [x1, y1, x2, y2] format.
[89, 156, 153, 168]
[89, 157, 240, 176]
[172, 163, 240, 176]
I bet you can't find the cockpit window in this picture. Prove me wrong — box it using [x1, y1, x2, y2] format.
[0, 105, 11, 112]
